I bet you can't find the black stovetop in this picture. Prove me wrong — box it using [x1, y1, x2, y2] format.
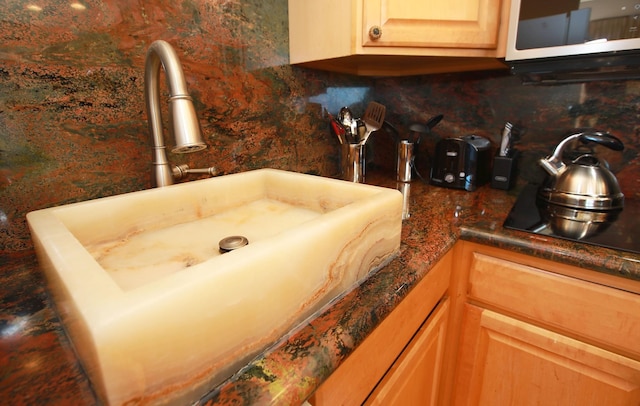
[504, 183, 640, 255]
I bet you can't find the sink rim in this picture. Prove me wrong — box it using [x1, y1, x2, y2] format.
[27, 169, 400, 300]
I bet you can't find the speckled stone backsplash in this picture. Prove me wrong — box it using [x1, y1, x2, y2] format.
[1, 0, 639, 255]
[368, 73, 640, 197]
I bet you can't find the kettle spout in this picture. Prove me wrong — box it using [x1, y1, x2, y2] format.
[538, 156, 564, 176]
[539, 132, 586, 176]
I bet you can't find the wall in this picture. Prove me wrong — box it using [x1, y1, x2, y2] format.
[0, 0, 372, 254]
[1, 0, 639, 256]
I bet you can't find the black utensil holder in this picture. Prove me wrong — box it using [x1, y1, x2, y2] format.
[491, 149, 519, 190]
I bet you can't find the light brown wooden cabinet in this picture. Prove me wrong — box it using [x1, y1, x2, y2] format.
[288, 0, 511, 76]
[309, 250, 452, 405]
[364, 298, 449, 405]
[362, 0, 502, 49]
[454, 304, 640, 405]
[448, 241, 640, 406]
[309, 241, 640, 405]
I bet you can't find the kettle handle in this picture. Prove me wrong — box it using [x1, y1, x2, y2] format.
[579, 132, 624, 151]
[539, 130, 623, 176]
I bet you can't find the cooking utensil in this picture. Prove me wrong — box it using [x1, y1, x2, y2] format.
[359, 102, 386, 145]
[426, 114, 444, 129]
[328, 113, 346, 144]
[383, 120, 399, 142]
[356, 118, 366, 143]
[338, 106, 353, 127]
[538, 130, 625, 210]
[408, 114, 444, 134]
[408, 114, 444, 143]
[338, 106, 356, 144]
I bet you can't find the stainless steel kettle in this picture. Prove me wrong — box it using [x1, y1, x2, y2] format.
[538, 130, 625, 211]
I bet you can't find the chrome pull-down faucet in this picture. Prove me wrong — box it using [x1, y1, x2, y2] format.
[144, 40, 215, 187]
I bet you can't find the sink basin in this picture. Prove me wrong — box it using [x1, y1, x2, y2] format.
[27, 169, 402, 405]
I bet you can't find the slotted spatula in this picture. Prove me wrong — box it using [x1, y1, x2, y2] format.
[359, 101, 386, 145]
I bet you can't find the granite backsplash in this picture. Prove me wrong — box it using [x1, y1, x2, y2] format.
[1, 0, 639, 255]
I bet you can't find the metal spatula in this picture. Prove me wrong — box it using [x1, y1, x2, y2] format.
[359, 101, 386, 145]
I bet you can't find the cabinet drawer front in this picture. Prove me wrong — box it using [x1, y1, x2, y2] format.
[467, 252, 640, 359]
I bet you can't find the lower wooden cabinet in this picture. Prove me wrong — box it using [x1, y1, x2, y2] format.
[309, 250, 452, 406]
[309, 241, 640, 406]
[365, 298, 449, 405]
[454, 303, 640, 405]
[448, 241, 640, 406]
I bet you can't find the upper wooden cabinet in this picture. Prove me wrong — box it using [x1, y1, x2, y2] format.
[362, 0, 502, 49]
[288, 0, 511, 76]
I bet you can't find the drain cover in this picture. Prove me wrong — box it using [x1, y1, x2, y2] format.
[219, 236, 249, 253]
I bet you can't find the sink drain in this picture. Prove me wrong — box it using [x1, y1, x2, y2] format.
[219, 235, 249, 253]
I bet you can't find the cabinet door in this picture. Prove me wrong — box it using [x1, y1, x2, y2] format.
[454, 304, 640, 406]
[309, 251, 452, 406]
[362, 0, 502, 48]
[365, 298, 449, 405]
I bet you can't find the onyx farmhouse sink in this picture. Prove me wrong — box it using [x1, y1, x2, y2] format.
[27, 169, 403, 405]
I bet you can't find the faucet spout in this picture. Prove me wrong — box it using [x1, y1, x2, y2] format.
[144, 40, 207, 187]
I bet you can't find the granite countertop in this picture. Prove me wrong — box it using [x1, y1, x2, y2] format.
[2, 175, 639, 405]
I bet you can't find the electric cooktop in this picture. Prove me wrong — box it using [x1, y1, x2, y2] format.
[504, 183, 640, 255]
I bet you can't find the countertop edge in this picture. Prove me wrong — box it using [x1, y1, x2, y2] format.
[459, 225, 640, 280]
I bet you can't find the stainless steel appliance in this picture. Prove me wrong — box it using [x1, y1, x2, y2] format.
[504, 129, 637, 254]
[506, 0, 640, 81]
[504, 183, 639, 254]
[430, 135, 491, 191]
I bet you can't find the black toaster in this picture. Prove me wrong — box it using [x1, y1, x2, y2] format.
[430, 135, 492, 191]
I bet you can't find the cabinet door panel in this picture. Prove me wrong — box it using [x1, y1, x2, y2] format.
[309, 251, 452, 406]
[467, 251, 640, 358]
[363, 0, 502, 48]
[454, 304, 640, 406]
[365, 298, 449, 405]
